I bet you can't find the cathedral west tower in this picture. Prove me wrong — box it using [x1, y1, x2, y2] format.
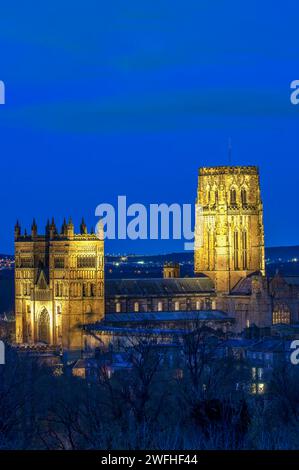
[15, 218, 104, 351]
[194, 166, 265, 293]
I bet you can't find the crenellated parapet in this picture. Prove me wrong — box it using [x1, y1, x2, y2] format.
[14, 217, 99, 241]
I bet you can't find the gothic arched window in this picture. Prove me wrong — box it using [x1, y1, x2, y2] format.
[241, 188, 247, 205]
[38, 308, 50, 344]
[230, 188, 237, 205]
[242, 231, 248, 270]
[234, 230, 239, 270]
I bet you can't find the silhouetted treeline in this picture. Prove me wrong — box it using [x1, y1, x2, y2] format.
[1, 336, 299, 450]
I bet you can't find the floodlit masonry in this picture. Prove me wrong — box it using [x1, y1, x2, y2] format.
[194, 166, 265, 292]
[13, 166, 299, 350]
[14, 218, 104, 350]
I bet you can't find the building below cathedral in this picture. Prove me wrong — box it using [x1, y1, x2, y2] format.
[13, 165, 299, 353]
[84, 310, 234, 353]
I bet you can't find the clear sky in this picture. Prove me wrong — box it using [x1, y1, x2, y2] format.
[0, 1, 298, 254]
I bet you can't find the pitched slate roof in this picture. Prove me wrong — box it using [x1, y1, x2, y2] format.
[89, 325, 185, 335]
[105, 277, 214, 297]
[230, 271, 262, 295]
[230, 277, 253, 295]
[88, 310, 232, 326]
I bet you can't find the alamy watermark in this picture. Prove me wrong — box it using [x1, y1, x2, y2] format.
[290, 340, 299, 365]
[95, 196, 203, 251]
[0, 80, 5, 104]
[0, 341, 5, 365]
[290, 80, 299, 105]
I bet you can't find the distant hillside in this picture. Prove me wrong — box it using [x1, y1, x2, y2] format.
[265, 246, 299, 261]
[1, 247, 299, 265]
[106, 252, 194, 263]
[107, 246, 299, 264]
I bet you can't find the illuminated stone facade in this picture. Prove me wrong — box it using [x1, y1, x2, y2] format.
[14, 218, 104, 350]
[194, 166, 265, 293]
[13, 166, 299, 345]
[105, 277, 217, 314]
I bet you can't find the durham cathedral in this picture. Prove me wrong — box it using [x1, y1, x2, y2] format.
[14, 166, 299, 352]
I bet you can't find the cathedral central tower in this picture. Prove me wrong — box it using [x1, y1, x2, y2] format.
[194, 166, 265, 293]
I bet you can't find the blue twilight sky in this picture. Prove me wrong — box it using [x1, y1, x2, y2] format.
[0, 1, 298, 254]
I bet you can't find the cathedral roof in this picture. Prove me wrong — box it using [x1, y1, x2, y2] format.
[230, 277, 253, 295]
[85, 310, 233, 334]
[102, 310, 230, 323]
[230, 271, 263, 295]
[105, 277, 215, 297]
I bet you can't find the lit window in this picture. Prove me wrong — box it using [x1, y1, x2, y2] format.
[116, 302, 121, 313]
[134, 302, 139, 313]
[174, 301, 180, 311]
[272, 305, 291, 324]
[196, 300, 201, 310]
[158, 301, 163, 312]
[257, 383, 265, 394]
[252, 367, 256, 379]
